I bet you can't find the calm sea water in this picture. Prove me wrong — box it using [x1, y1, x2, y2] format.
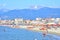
[0, 26, 60, 40]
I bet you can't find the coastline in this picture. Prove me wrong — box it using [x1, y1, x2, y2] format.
[0, 25, 60, 36]
[26, 27, 60, 36]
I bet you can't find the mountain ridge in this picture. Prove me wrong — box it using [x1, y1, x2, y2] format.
[0, 7, 60, 20]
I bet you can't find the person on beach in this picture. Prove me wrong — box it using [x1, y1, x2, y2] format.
[40, 26, 56, 40]
[40, 27, 48, 37]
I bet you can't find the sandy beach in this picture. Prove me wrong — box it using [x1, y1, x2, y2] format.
[26, 27, 60, 36]
[0, 25, 60, 36]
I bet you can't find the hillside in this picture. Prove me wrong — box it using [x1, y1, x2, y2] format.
[0, 7, 60, 20]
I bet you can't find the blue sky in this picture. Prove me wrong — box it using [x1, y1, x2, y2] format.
[0, 0, 60, 9]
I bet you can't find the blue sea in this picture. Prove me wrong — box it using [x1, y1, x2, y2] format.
[0, 26, 60, 40]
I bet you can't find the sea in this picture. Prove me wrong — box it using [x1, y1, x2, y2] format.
[0, 26, 60, 40]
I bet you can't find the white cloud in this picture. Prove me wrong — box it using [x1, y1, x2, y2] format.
[0, 3, 6, 7]
[47, 6, 60, 8]
[0, 4, 1, 6]
[0, 3, 7, 10]
[3, 3, 6, 7]
[29, 5, 44, 9]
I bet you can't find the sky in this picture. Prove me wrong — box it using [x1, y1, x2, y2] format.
[0, 0, 60, 9]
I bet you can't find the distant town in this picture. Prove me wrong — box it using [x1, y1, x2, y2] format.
[0, 18, 60, 28]
[0, 18, 60, 35]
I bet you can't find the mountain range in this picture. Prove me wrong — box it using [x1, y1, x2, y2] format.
[0, 7, 60, 20]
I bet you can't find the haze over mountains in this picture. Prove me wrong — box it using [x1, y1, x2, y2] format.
[0, 7, 60, 20]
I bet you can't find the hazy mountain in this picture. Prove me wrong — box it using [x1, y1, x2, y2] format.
[0, 7, 60, 20]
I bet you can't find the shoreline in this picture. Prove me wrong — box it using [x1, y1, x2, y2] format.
[26, 28, 60, 36]
[0, 25, 60, 36]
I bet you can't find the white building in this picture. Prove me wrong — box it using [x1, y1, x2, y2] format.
[36, 18, 42, 21]
[14, 18, 23, 25]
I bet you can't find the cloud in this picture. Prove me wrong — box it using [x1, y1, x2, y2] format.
[1, 4, 6, 7]
[0, 3, 7, 10]
[0, 3, 6, 7]
[29, 5, 60, 9]
[0, 4, 1, 6]
[47, 6, 60, 8]
[29, 5, 44, 9]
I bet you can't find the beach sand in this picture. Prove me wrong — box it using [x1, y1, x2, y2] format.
[26, 27, 60, 36]
[0, 25, 60, 36]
